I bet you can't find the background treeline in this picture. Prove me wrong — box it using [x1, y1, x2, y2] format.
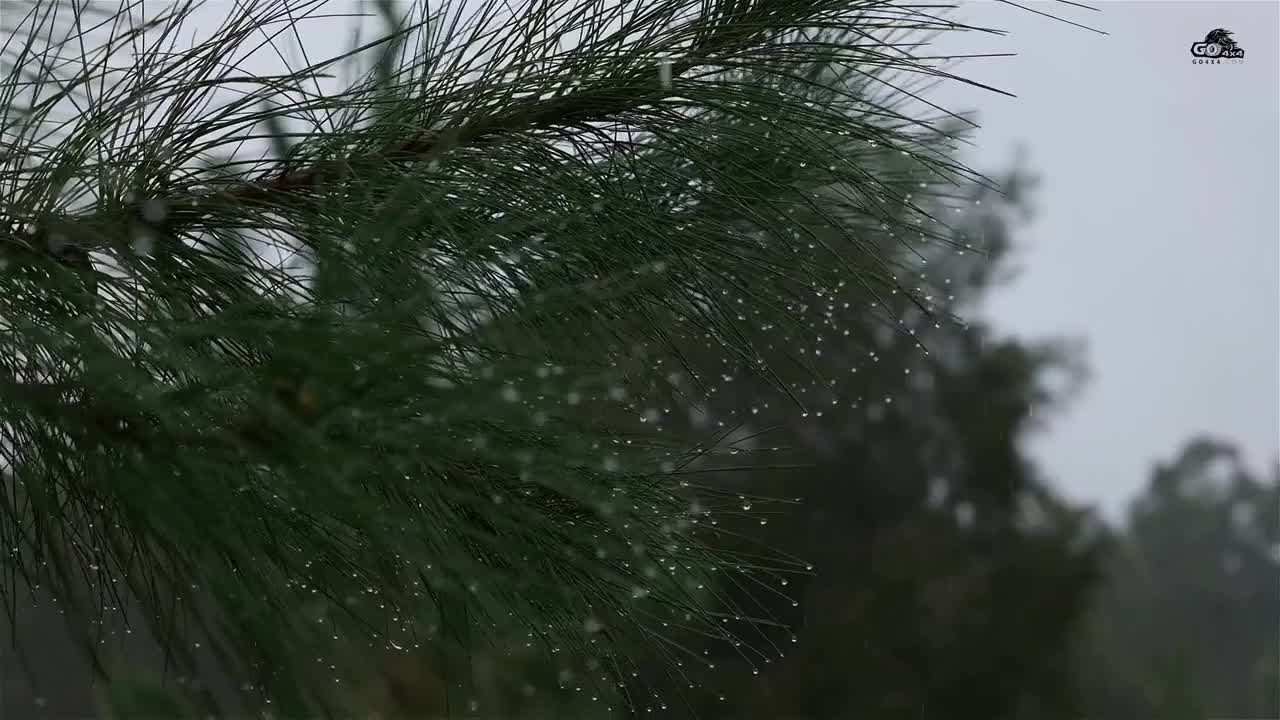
[607, 157, 1280, 720]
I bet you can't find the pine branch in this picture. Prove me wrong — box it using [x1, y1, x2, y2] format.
[4, 0, 992, 263]
[0, 0, 1102, 716]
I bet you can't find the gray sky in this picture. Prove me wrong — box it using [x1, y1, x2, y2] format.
[928, 1, 1279, 518]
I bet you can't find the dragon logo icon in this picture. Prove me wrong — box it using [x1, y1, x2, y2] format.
[1191, 28, 1245, 60]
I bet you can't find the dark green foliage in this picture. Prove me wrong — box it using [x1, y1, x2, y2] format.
[1078, 438, 1280, 720]
[0, 0, 1099, 716]
[627, 163, 1104, 719]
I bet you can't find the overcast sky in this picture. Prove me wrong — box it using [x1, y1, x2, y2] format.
[926, 0, 1279, 518]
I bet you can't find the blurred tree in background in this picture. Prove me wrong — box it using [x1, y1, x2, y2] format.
[627, 151, 1107, 719]
[1076, 438, 1280, 720]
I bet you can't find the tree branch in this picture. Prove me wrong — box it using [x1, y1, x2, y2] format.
[4, 0, 790, 265]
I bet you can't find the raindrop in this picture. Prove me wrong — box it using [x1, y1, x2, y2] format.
[132, 229, 155, 257]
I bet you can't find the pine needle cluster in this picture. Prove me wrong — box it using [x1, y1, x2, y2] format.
[0, 0, 1089, 715]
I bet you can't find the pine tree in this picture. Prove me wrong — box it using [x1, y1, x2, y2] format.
[0, 0, 1091, 716]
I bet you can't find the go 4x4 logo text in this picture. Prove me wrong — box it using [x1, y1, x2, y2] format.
[1191, 28, 1245, 63]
